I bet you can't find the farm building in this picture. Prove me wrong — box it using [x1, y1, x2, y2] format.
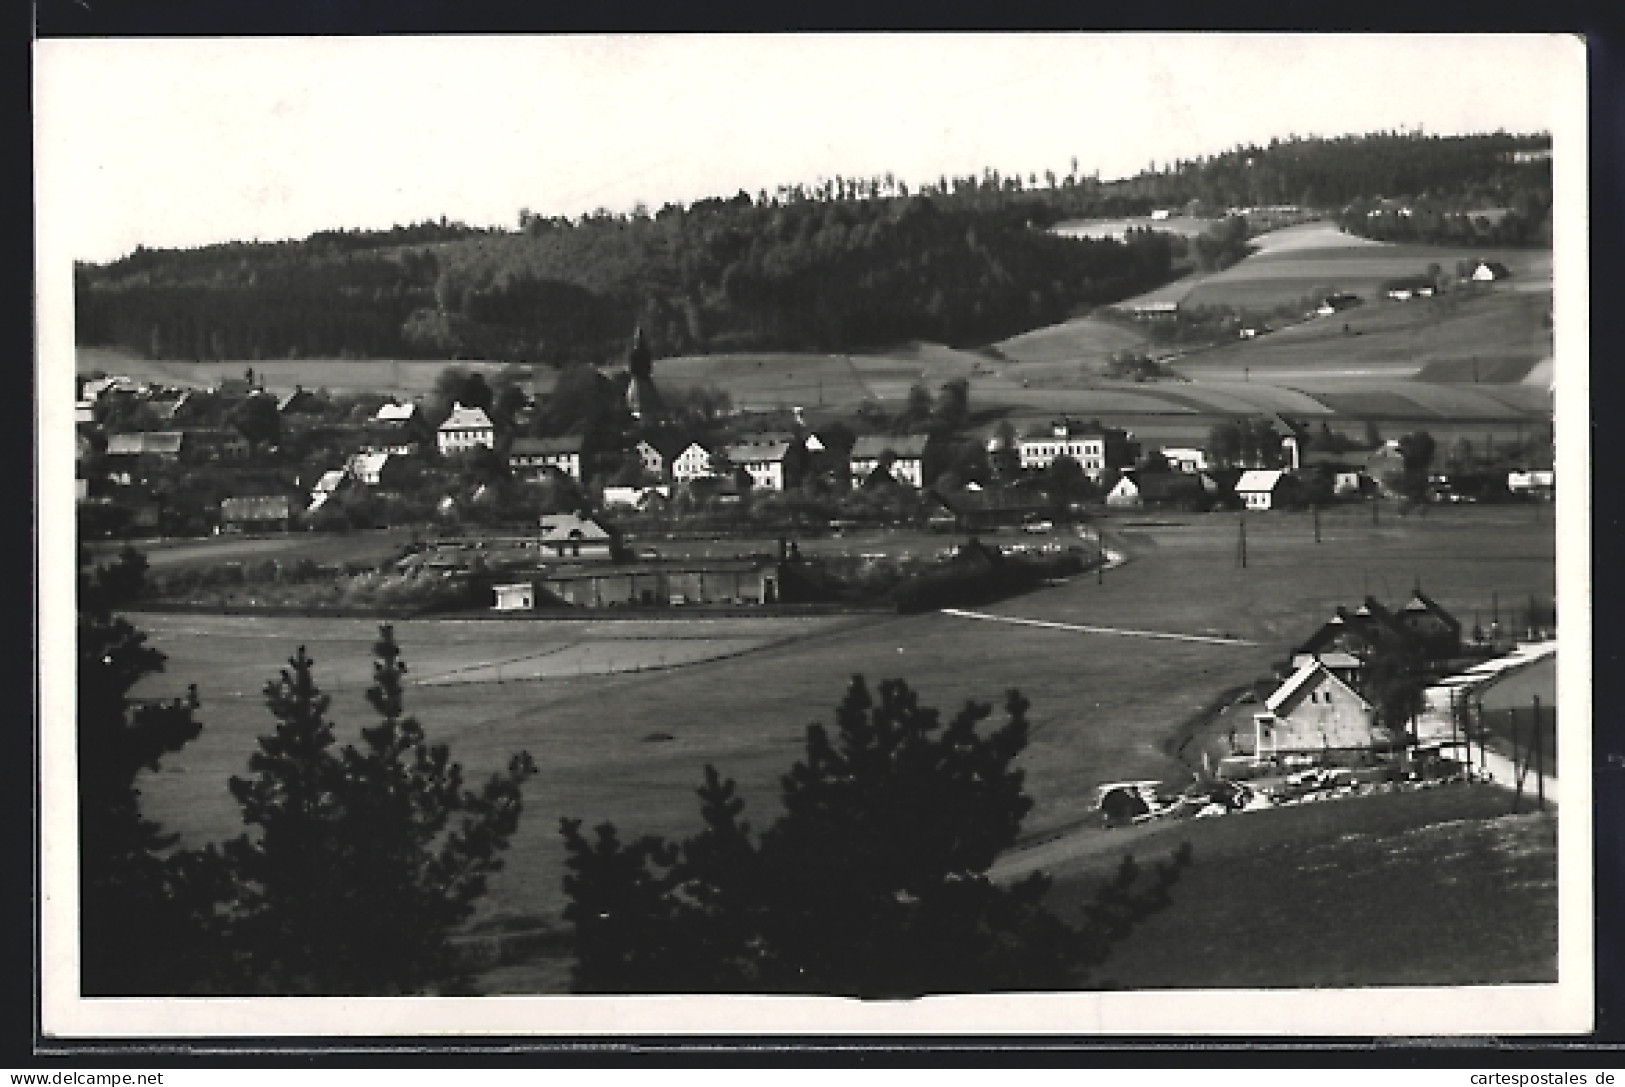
[1106, 470, 1211, 510]
[375, 401, 419, 425]
[1158, 447, 1207, 473]
[1507, 470, 1555, 500]
[436, 403, 496, 455]
[1252, 659, 1396, 760]
[849, 434, 930, 489]
[181, 428, 252, 461]
[1295, 597, 1415, 664]
[1235, 469, 1289, 510]
[927, 486, 1051, 532]
[1471, 260, 1512, 282]
[492, 583, 537, 611]
[1014, 419, 1138, 479]
[510, 436, 584, 481]
[538, 512, 616, 560]
[669, 441, 719, 484]
[723, 438, 799, 492]
[634, 435, 692, 482]
[537, 559, 781, 609]
[601, 485, 670, 511]
[346, 451, 411, 488]
[220, 494, 294, 533]
[1395, 586, 1463, 661]
[106, 431, 186, 460]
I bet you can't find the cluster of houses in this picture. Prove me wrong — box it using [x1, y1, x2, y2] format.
[1239, 583, 1554, 772]
[76, 354, 1553, 540]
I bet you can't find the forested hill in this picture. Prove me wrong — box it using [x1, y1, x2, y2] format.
[75, 130, 1550, 366]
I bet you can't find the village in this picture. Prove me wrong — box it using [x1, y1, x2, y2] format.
[74, 318, 1559, 837]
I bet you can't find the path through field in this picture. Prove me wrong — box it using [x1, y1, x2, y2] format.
[939, 608, 1259, 647]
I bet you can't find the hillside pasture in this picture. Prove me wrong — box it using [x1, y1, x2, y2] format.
[1044, 791, 1555, 988]
[124, 507, 1557, 991]
[1181, 244, 1551, 312]
[1244, 221, 1390, 255]
[970, 384, 1200, 415]
[652, 352, 874, 410]
[993, 315, 1151, 367]
[1147, 383, 1336, 416]
[1169, 286, 1552, 387]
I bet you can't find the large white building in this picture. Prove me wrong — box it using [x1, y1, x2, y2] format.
[1011, 419, 1137, 480]
[436, 403, 496, 455]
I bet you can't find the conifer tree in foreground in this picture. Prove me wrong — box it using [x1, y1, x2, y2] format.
[562, 676, 1191, 997]
[219, 625, 537, 994]
[77, 547, 224, 994]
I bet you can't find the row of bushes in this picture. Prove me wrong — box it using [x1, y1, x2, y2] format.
[891, 548, 1087, 614]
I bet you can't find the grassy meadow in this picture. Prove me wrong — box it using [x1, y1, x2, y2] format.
[125, 505, 1557, 991]
[1043, 787, 1556, 988]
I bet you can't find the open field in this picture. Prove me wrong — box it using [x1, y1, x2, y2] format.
[992, 316, 1151, 370]
[1042, 787, 1556, 988]
[84, 528, 418, 570]
[1182, 243, 1550, 312]
[125, 505, 1557, 991]
[1245, 221, 1390, 255]
[1168, 286, 1552, 387]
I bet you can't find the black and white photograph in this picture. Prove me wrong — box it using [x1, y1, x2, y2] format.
[33, 32, 1591, 1039]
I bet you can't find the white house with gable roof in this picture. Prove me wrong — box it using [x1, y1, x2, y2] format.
[436, 403, 495, 455]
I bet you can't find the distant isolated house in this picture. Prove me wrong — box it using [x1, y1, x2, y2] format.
[1252, 659, 1393, 760]
[436, 403, 496, 455]
[849, 434, 930, 489]
[220, 494, 293, 533]
[538, 512, 616, 560]
[509, 436, 584, 481]
[1471, 260, 1512, 282]
[1236, 469, 1289, 510]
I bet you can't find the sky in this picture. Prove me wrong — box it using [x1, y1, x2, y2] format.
[35, 33, 1580, 264]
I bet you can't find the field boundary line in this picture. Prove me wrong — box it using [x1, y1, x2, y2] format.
[939, 608, 1257, 646]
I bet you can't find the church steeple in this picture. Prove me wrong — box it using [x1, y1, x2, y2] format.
[625, 324, 664, 421]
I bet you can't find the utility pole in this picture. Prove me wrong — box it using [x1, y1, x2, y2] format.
[1510, 713, 1524, 813]
[1532, 695, 1545, 812]
[1456, 692, 1469, 776]
[1313, 503, 1321, 543]
[1237, 511, 1248, 569]
[1475, 697, 1488, 778]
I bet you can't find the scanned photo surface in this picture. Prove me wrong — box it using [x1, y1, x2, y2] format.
[34, 33, 1591, 1036]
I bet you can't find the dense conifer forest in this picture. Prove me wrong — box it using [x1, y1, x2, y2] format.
[75, 130, 1550, 366]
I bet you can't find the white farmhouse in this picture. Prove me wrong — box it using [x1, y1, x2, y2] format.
[436, 403, 496, 455]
